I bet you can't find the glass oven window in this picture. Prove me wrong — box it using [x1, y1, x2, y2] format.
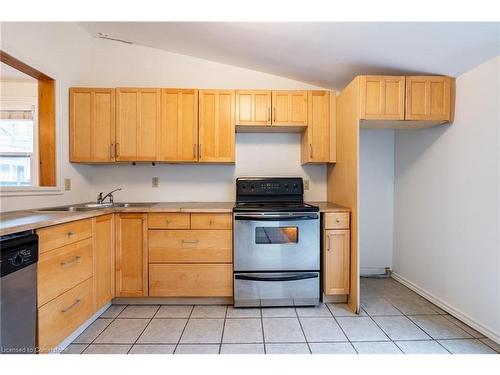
[255, 227, 298, 244]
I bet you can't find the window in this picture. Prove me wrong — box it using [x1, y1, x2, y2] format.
[0, 108, 38, 186]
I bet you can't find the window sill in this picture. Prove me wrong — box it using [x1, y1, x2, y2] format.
[0, 186, 63, 197]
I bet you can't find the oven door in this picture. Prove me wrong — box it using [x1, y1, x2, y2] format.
[233, 212, 320, 272]
[234, 272, 320, 307]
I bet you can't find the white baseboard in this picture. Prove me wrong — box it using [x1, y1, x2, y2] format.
[392, 272, 500, 344]
[50, 302, 111, 353]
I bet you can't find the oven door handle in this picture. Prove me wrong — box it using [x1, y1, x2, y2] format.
[234, 273, 318, 282]
[234, 214, 318, 221]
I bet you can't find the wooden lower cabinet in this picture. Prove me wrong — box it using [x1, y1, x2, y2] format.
[37, 238, 93, 307]
[149, 230, 232, 263]
[38, 277, 94, 352]
[149, 264, 233, 297]
[323, 229, 350, 295]
[115, 213, 148, 297]
[37, 218, 92, 254]
[93, 214, 115, 310]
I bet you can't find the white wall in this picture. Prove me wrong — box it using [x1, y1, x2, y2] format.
[0, 23, 327, 211]
[393, 56, 500, 341]
[0, 22, 96, 212]
[359, 129, 395, 275]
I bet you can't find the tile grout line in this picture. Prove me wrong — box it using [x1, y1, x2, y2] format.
[327, 304, 359, 354]
[126, 305, 161, 354]
[294, 306, 311, 354]
[218, 305, 228, 354]
[173, 305, 194, 354]
[83, 304, 126, 351]
[260, 307, 267, 354]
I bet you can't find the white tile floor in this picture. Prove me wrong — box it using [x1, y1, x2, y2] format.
[63, 278, 499, 354]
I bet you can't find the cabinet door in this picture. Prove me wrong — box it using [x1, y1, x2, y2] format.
[116, 88, 161, 161]
[70, 88, 115, 162]
[235, 90, 271, 126]
[198, 90, 235, 163]
[359, 76, 405, 120]
[302, 91, 330, 163]
[93, 214, 115, 310]
[324, 229, 350, 295]
[405, 76, 452, 121]
[160, 89, 198, 161]
[115, 213, 148, 296]
[272, 91, 308, 126]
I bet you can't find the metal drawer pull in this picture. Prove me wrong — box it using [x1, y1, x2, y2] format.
[336, 218, 341, 223]
[67, 231, 76, 237]
[235, 273, 318, 282]
[182, 239, 199, 244]
[326, 235, 330, 251]
[60, 256, 81, 267]
[61, 299, 81, 313]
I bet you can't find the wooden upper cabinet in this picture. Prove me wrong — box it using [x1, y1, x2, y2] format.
[302, 91, 330, 163]
[70, 88, 115, 162]
[272, 91, 308, 126]
[93, 214, 115, 310]
[115, 213, 148, 297]
[359, 76, 405, 120]
[405, 76, 453, 121]
[198, 90, 235, 163]
[235, 90, 271, 126]
[159, 89, 198, 162]
[115, 88, 161, 161]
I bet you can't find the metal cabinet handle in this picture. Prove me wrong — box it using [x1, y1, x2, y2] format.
[309, 144, 313, 158]
[336, 218, 341, 223]
[198, 144, 202, 159]
[60, 256, 81, 268]
[326, 235, 330, 251]
[193, 144, 197, 159]
[182, 239, 199, 244]
[273, 107, 276, 122]
[61, 299, 81, 313]
[67, 231, 75, 237]
[267, 107, 271, 122]
[116, 143, 120, 158]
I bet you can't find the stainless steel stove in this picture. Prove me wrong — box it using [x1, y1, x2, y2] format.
[233, 177, 320, 307]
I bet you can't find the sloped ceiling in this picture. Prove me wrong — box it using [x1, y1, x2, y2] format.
[79, 22, 500, 89]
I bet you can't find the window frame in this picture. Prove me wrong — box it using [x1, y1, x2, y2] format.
[0, 50, 61, 196]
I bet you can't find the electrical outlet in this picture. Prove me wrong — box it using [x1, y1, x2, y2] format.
[152, 176, 159, 188]
[304, 179, 310, 190]
[64, 178, 71, 191]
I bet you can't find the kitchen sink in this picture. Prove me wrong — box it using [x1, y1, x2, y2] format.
[36, 202, 154, 212]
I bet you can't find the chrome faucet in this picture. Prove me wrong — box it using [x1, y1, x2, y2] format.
[97, 188, 122, 205]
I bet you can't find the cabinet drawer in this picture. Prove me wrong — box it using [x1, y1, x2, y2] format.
[190, 213, 232, 229]
[38, 277, 94, 352]
[149, 264, 233, 297]
[324, 213, 350, 229]
[38, 238, 93, 306]
[149, 230, 232, 263]
[148, 213, 190, 229]
[37, 219, 92, 254]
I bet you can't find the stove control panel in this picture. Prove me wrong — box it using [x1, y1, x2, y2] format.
[236, 177, 303, 196]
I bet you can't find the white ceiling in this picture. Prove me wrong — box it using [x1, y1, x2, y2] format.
[79, 22, 500, 89]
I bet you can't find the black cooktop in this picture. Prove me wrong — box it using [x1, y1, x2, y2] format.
[233, 202, 319, 213]
[234, 177, 319, 213]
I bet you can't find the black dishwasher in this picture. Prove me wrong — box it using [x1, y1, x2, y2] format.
[0, 230, 38, 354]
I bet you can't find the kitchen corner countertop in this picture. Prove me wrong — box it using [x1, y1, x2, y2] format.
[0, 201, 349, 236]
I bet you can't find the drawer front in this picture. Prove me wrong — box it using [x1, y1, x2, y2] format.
[149, 264, 233, 297]
[149, 229, 232, 263]
[190, 213, 232, 229]
[38, 219, 92, 254]
[38, 277, 94, 352]
[324, 213, 350, 229]
[38, 238, 93, 306]
[148, 213, 190, 229]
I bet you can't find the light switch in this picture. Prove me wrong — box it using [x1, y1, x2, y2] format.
[152, 177, 159, 188]
[64, 178, 71, 191]
[304, 179, 310, 190]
